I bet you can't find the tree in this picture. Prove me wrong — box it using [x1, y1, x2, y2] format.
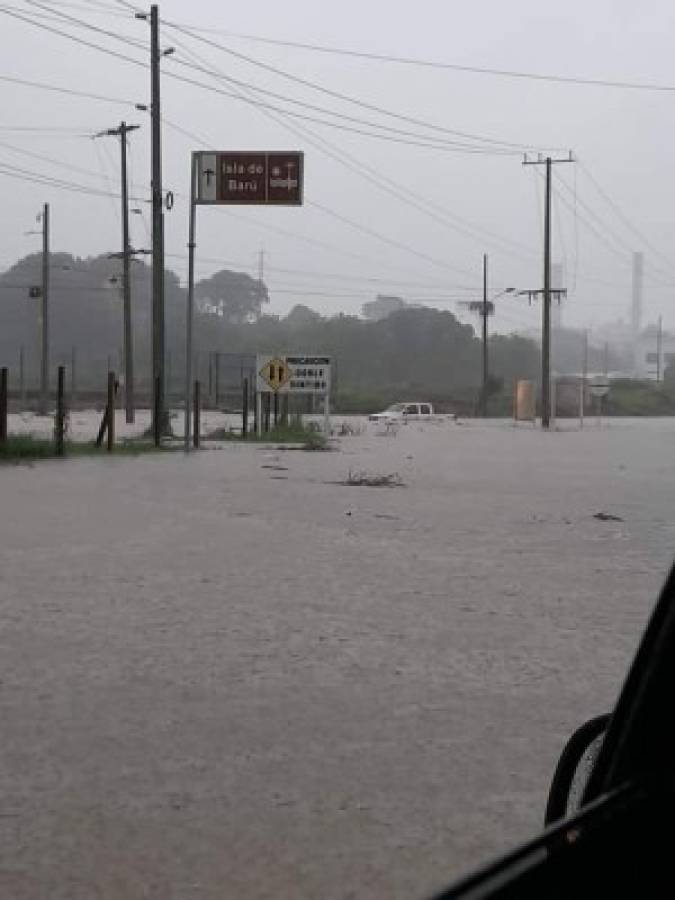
[285, 304, 323, 328]
[361, 294, 408, 321]
[195, 269, 269, 323]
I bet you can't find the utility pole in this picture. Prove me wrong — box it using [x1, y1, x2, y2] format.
[657, 315, 663, 382]
[39, 202, 49, 415]
[135, 4, 172, 436]
[481, 253, 488, 417]
[150, 4, 165, 435]
[458, 262, 514, 415]
[97, 122, 140, 424]
[580, 329, 588, 429]
[522, 153, 574, 428]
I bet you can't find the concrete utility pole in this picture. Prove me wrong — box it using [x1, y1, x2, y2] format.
[135, 4, 172, 439]
[631, 251, 644, 376]
[150, 4, 165, 436]
[522, 153, 574, 428]
[98, 122, 140, 423]
[39, 202, 49, 415]
[580, 329, 588, 429]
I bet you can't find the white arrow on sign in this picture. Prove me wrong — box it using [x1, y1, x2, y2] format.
[197, 153, 217, 203]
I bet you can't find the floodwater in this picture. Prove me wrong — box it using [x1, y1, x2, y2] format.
[1, 416, 673, 899]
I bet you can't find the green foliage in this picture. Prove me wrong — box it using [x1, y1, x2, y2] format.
[604, 380, 675, 416]
[195, 269, 269, 323]
[0, 253, 541, 413]
[204, 421, 327, 450]
[0, 434, 175, 462]
[0, 435, 57, 460]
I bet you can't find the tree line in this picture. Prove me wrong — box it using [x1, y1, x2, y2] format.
[0, 252, 540, 412]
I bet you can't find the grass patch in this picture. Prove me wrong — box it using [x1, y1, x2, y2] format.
[203, 422, 329, 451]
[0, 435, 58, 460]
[0, 434, 176, 462]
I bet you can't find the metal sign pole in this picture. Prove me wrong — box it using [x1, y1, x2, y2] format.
[324, 390, 330, 435]
[184, 151, 197, 452]
[256, 391, 262, 437]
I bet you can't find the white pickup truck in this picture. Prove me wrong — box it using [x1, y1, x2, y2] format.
[368, 402, 434, 424]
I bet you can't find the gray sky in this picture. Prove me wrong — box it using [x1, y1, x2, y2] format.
[2, 0, 674, 336]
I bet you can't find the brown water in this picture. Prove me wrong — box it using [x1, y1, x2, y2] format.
[1, 417, 672, 899]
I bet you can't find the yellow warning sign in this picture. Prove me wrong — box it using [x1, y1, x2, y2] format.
[258, 356, 291, 392]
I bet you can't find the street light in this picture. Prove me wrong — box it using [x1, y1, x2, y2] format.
[458, 285, 516, 416]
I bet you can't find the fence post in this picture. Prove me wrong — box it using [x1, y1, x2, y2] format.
[107, 371, 115, 452]
[19, 346, 26, 410]
[71, 346, 77, 408]
[55, 365, 65, 456]
[0, 367, 7, 445]
[263, 393, 271, 433]
[193, 380, 200, 448]
[153, 374, 161, 447]
[242, 376, 249, 438]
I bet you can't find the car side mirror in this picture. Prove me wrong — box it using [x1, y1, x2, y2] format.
[544, 714, 610, 826]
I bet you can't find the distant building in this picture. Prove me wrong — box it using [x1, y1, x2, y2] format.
[635, 324, 675, 381]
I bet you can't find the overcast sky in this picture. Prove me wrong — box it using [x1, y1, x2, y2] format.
[1, 0, 674, 336]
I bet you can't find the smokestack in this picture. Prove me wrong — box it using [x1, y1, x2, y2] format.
[632, 252, 643, 375]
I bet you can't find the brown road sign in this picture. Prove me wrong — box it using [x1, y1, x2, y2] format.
[196, 152, 304, 206]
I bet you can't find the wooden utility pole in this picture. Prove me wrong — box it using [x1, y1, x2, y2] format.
[522, 153, 574, 428]
[120, 122, 138, 423]
[39, 202, 49, 415]
[98, 122, 140, 424]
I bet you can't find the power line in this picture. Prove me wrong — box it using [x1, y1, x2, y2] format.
[0, 125, 96, 134]
[5, 6, 517, 155]
[308, 199, 477, 279]
[167, 34, 516, 282]
[168, 31, 543, 274]
[0, 139, 148, 194]
[0, 159, 148, 202]
[0, 6, 148, 70]
[553, 170, 675, 285]
[165, 251, 478, 291]
[160, 24, 675, 94]
[12, 3, 524, 154]
[578, 160, 675, 275]
[163, 20, 563, 152]
[164, 53, 518, 154]
[0, 72, 137, 107]
[24, 0, 149, 52]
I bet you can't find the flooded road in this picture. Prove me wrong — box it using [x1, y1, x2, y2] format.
[1, 417, 673, 899]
